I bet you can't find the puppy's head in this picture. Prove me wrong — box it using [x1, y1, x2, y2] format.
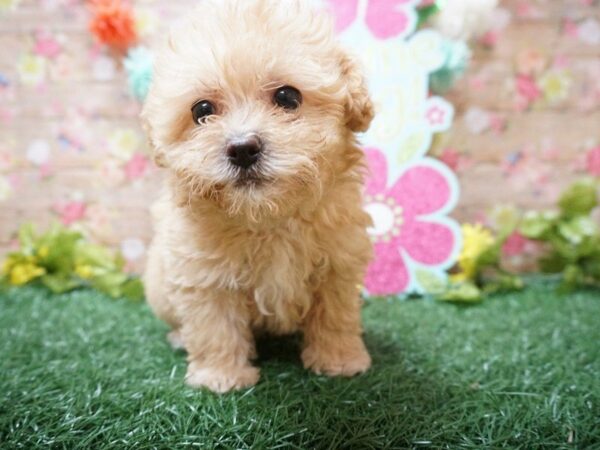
[142, 0, 373, 220]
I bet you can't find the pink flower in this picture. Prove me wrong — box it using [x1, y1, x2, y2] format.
[364, 149, 457, 295]
[34, 31, 62, 59]
[516, 75, 542, 104]
[124, 152, 148, 181]
[480, 30, 500, 48]
[438, 148, 460, 171]
[327, 0, 415, 40]
[502, 232, 528, 257]
[586, 146, 600, 176]
[54, 201, 87, 225]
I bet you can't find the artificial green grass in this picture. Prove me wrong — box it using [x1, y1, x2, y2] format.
[1, 283, 599, 449]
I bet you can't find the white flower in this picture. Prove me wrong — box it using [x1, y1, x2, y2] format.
[432, 0, 499, 41]
[26, 139, 51, 166]
[121, 238, 146, 261]
[464, 107, 491, 135]
[578, 18, 600, 45]
[0, 176, 12, 201]
[92, 55, 117, 81]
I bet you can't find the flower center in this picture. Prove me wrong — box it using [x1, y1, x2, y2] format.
[364, 197, 404, 243]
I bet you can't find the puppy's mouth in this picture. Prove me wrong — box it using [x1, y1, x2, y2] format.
[232, 166, 268, 188]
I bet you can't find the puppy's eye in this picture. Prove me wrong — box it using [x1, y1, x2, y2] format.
[191, 100, 216, 124]
[273, 86, 302, 110]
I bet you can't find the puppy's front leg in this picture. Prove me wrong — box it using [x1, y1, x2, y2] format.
[302, 274, 371, 377]
[178, 288, 258, 393]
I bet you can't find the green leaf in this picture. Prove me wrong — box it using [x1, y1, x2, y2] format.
[558, 179, 598, 219]
[559, 265, 583, 293]
[75, 243, 120, 271]
[17, 223, 38, 255]
[41, 274, 81, 294]
[121, 278, 145, 302]
[539, 252, 567, 274]
[417, 2, 444, 27]
[438, 282, 483, 303]
[520, 211, 558, 239]
[90, 272, 128, 298]
[482, 274, 524, 295]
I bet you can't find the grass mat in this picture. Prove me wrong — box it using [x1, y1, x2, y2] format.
[1, 284, 599, 449]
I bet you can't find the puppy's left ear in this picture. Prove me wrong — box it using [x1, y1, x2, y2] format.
[338, 51, 374, 133]
[140, 105, 168, 169]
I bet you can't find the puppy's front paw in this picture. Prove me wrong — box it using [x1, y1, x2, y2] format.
[302, 336, 371, 377]
[185, 362, 260, 393]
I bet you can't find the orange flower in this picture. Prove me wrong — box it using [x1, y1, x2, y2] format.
[89, 0, 137, 51]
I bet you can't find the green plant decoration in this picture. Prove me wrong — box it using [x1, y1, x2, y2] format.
[438, 222, 523, 303]
[1, 223, 144, 301]
[520, 178, 600, 292]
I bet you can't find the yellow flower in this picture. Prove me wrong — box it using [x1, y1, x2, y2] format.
[75, 264, 93, 279]
[0, 0, 21, 11]
[539, 71, 571, 102]
[107, 129, 141, 160]
[1, 257, 14, 275]
[488, 204, 520, 233]
[17, 53, 47, 86]
[453, 224, 495, 281]
[37, 245, 49, 259]
[9, 263, 45, 286]
[135, 9, 159, 37]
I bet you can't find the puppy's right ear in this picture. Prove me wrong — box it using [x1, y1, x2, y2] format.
[140, 107, 168, 168]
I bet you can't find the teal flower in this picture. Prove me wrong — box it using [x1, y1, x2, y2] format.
[430, 39, 470, 94]
[124, 46, 153, 101]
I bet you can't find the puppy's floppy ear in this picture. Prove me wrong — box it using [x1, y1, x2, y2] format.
[338, 51, 374, 133]
[140, 106, 168, 168]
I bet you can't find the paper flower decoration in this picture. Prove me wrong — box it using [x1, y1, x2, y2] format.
[124, 46, 153, 100]
[328, 0, 417, 40]
[89, 0, 137, 51]
[328, 0, 462, 295]
[364, 149, 459, 295]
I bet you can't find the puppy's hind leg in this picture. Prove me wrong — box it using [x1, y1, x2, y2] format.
[144, 241, 181, 343]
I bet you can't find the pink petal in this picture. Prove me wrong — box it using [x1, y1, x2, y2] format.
[364, 148, 388, 195]
[366, 0, 412, 39]
[327, 0, 359, 33]
[400, 220, 455, 265]
[389, 165, 451, 217]
[365, 242, 410, 295]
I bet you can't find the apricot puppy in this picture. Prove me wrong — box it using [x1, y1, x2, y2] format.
[142, 0, 375, 393]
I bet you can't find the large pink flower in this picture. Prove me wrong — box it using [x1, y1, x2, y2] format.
[364, 149, 457, 295]
[328, 0, 416, 40]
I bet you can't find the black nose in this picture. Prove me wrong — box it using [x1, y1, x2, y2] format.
[227, 136, 262, 169]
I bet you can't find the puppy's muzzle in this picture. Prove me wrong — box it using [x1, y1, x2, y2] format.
[227, 135, 262, 169]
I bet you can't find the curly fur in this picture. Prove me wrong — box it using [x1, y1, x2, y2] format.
[142, 0, 375, 393]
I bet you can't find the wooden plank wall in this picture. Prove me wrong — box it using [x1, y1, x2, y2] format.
[1, 0, 599, 272]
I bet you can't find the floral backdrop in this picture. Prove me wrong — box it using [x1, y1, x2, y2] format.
[1, 0, 599, 279]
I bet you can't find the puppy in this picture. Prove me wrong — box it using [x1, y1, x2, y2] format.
[142, 0, 375, 393]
